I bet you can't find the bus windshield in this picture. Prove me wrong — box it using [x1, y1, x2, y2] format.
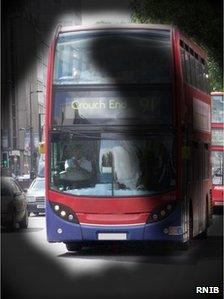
[212, 128, 224, 146]
[50, 133, 176, 197]
[53, 30, 172, 85]
[212, 151, 224, 185]
[212, 95, 224, 123]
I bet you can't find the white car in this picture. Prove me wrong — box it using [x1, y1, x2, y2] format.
[26, 177, 45, 216]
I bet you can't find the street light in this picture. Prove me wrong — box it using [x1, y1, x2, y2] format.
[29, 84, 43, 179]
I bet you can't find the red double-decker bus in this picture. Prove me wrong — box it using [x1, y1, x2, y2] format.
[211, 92, 224, 208]
[45, 24, 211, 251]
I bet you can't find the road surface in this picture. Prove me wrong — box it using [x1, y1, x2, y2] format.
[2, 213, 223, 299]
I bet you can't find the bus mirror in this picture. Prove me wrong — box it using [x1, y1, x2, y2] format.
[38, 142, 45, 154]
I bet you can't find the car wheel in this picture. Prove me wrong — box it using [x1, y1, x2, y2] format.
[19, 210, 28, 229]
[65, 242, 82, 252]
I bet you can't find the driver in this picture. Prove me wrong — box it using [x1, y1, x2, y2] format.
[59, 149, 92, 182]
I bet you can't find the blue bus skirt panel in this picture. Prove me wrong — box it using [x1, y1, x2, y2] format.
[144, 203, 183, 242]
[81, 224, 145, 241]
[46, 200, 184, 243]
[46, 200, 83, 242]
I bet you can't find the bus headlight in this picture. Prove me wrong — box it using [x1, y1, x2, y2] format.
[50, 202, 79, 224]
[54, 205, 60, 211]
[146, 201, 177, 223]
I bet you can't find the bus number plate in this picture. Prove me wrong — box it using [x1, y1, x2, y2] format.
[98, 233, 127, 240]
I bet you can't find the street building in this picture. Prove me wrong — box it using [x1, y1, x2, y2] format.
[1, 0, 82, 177]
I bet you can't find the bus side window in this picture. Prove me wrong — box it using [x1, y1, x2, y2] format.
[180, 40, 187, 81]
[184, 45, 191, 84]
[189, 48, 196, 87]
[195, 55, 201, 90]
[198, 58, 204, 92]
[184, 43, 191, 84]
[204, 61, 210, 94]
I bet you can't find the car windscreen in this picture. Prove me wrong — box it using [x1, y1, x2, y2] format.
[30, 179, 45, 191]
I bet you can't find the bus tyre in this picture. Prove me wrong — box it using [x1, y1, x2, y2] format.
[179, 208, 193, 250]
[66, 242, 82, 252]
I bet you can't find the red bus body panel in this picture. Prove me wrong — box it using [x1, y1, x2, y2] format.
[212, 186, 224, 206]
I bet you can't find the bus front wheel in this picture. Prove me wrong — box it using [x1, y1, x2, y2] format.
[65, 242, 82, 252]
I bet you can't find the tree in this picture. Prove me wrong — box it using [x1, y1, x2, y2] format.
[131, 0, 223, 90]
